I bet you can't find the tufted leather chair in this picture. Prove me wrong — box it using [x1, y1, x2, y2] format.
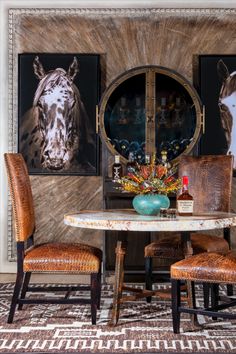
[144, 155, 234, 301]
[5, 153, 102, 324]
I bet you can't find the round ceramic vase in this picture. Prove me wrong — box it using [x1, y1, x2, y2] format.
[132, 194, 170, 215]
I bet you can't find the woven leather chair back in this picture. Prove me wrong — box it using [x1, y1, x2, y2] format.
[178, 155, 233, 213]
[4, 153, 35, 242]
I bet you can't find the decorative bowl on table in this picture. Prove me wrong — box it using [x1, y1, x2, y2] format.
[114, 157, 181, 215]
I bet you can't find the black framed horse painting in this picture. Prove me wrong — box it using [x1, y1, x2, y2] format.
[195, 55, 236, 172]
[18, 53, 100, 175]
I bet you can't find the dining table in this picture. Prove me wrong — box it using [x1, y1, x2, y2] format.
[64, 209, 236, 326]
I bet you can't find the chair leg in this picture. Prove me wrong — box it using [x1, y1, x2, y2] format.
[18, 272, 31, 310]
[145, 257, 153, 303]
[211, 283, 219, 320]
[171, 279, 181, 334]
[203, 283, 210, 308]
[227, 284, 233, 297]
[97, 267, 102, 310]
[91, 273, 98, 325]
[191, 281, 196, 308]
[8, 272, 24, 323]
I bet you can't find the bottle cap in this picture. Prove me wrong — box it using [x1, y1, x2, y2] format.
[182, 176, 189, 185]
[115, 155, 120, 163]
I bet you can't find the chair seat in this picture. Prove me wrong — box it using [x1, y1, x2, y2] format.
[144, 233, 229, 258]
[171, 251, 236, 284]
[24, 243, 102, 273]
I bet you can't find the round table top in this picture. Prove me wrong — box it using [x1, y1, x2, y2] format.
[64, 209, 236, 232]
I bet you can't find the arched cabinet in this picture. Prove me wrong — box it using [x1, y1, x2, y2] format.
[99, 65, 204, 166]
[98, 65, 204, 278]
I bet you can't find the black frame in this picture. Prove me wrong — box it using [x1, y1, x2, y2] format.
[194, 55, 236, 173]
[18, 53, 100, 176]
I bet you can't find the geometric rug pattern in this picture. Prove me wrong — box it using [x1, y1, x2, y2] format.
[0, 283, 236, 352]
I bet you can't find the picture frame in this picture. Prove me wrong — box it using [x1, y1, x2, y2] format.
[18, 53, 100, 175]
[194, 54, 236, 172]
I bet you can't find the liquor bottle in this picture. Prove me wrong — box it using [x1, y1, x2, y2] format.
[144, 154, 151, 165]
[174, 97, 182, 126]
[112, 155, 123, 181]
[136, 149, 144, 164]
[171, 139, 180, 158]
[117, 96, 129, 125]
[159, 97, 167, 125]
[126, 151, 136, 173]
[161, 150, 171, 169]
[119, 139, 129, 158]
[133, 96, 145, 124]
[177, 176, 194, 216]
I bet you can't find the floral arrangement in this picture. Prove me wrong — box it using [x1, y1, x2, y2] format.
[116, 157, 181, 195]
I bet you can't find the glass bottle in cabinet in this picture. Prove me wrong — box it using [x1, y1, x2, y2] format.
[117, 97, 129, 125]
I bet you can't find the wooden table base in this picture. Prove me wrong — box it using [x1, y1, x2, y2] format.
[109, 232, 197, 327]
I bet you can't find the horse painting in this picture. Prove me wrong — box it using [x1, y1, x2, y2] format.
[19, 56, 96, 173]
[218, 59, 236, 168]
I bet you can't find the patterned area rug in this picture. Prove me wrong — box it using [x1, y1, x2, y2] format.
[0, 283, 236, 353]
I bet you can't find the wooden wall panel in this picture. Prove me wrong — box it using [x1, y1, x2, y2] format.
[9, 9, 236, 257]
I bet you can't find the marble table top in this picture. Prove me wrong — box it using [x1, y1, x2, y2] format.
[64, 209, 236, 232]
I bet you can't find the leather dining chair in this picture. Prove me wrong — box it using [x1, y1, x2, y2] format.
[144, 155, 234, 303]
[171, 251, 236, 333]
[4, 153, 102, 325]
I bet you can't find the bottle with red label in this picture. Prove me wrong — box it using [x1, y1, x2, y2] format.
[177, 176, 194, 216]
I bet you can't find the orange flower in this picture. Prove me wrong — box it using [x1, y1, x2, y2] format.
[164, 176, 174, 184]
[140, 165, 151, 179]
[127, 172, 142, 184]
[155, 165, 167, 178]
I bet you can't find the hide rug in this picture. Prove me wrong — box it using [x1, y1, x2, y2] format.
[0, 283, 236, 353]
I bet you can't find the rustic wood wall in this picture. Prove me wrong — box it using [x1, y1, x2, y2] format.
[9, 8, 236, 258]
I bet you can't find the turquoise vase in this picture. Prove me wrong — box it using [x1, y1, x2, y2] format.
[132, 194, 170, 216]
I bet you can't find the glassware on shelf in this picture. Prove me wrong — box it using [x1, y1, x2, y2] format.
[129, 141, 140, 153]
[119, 139, 130, 158]
[144, 154, 151, 165]
[135, 149, 144, 164]
[172, 96, 185, 127]
[117, 96, 130, 125]
[126, 151, 137, 174]
[159, 97, 168, 126]
[171, 139, 181, 158]
[133, 96, 145, 124]
[179, 138, 190, 153]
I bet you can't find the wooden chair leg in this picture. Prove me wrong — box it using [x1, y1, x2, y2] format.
[8, 272, 24, 323]
[145, 257, 153, 303]
[91, 273, 99, 325]
[211, 283, 219, 320]
[18, 272, 31, 310]
[203, 283, 210, 308]
[172, 279, 181, 334]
